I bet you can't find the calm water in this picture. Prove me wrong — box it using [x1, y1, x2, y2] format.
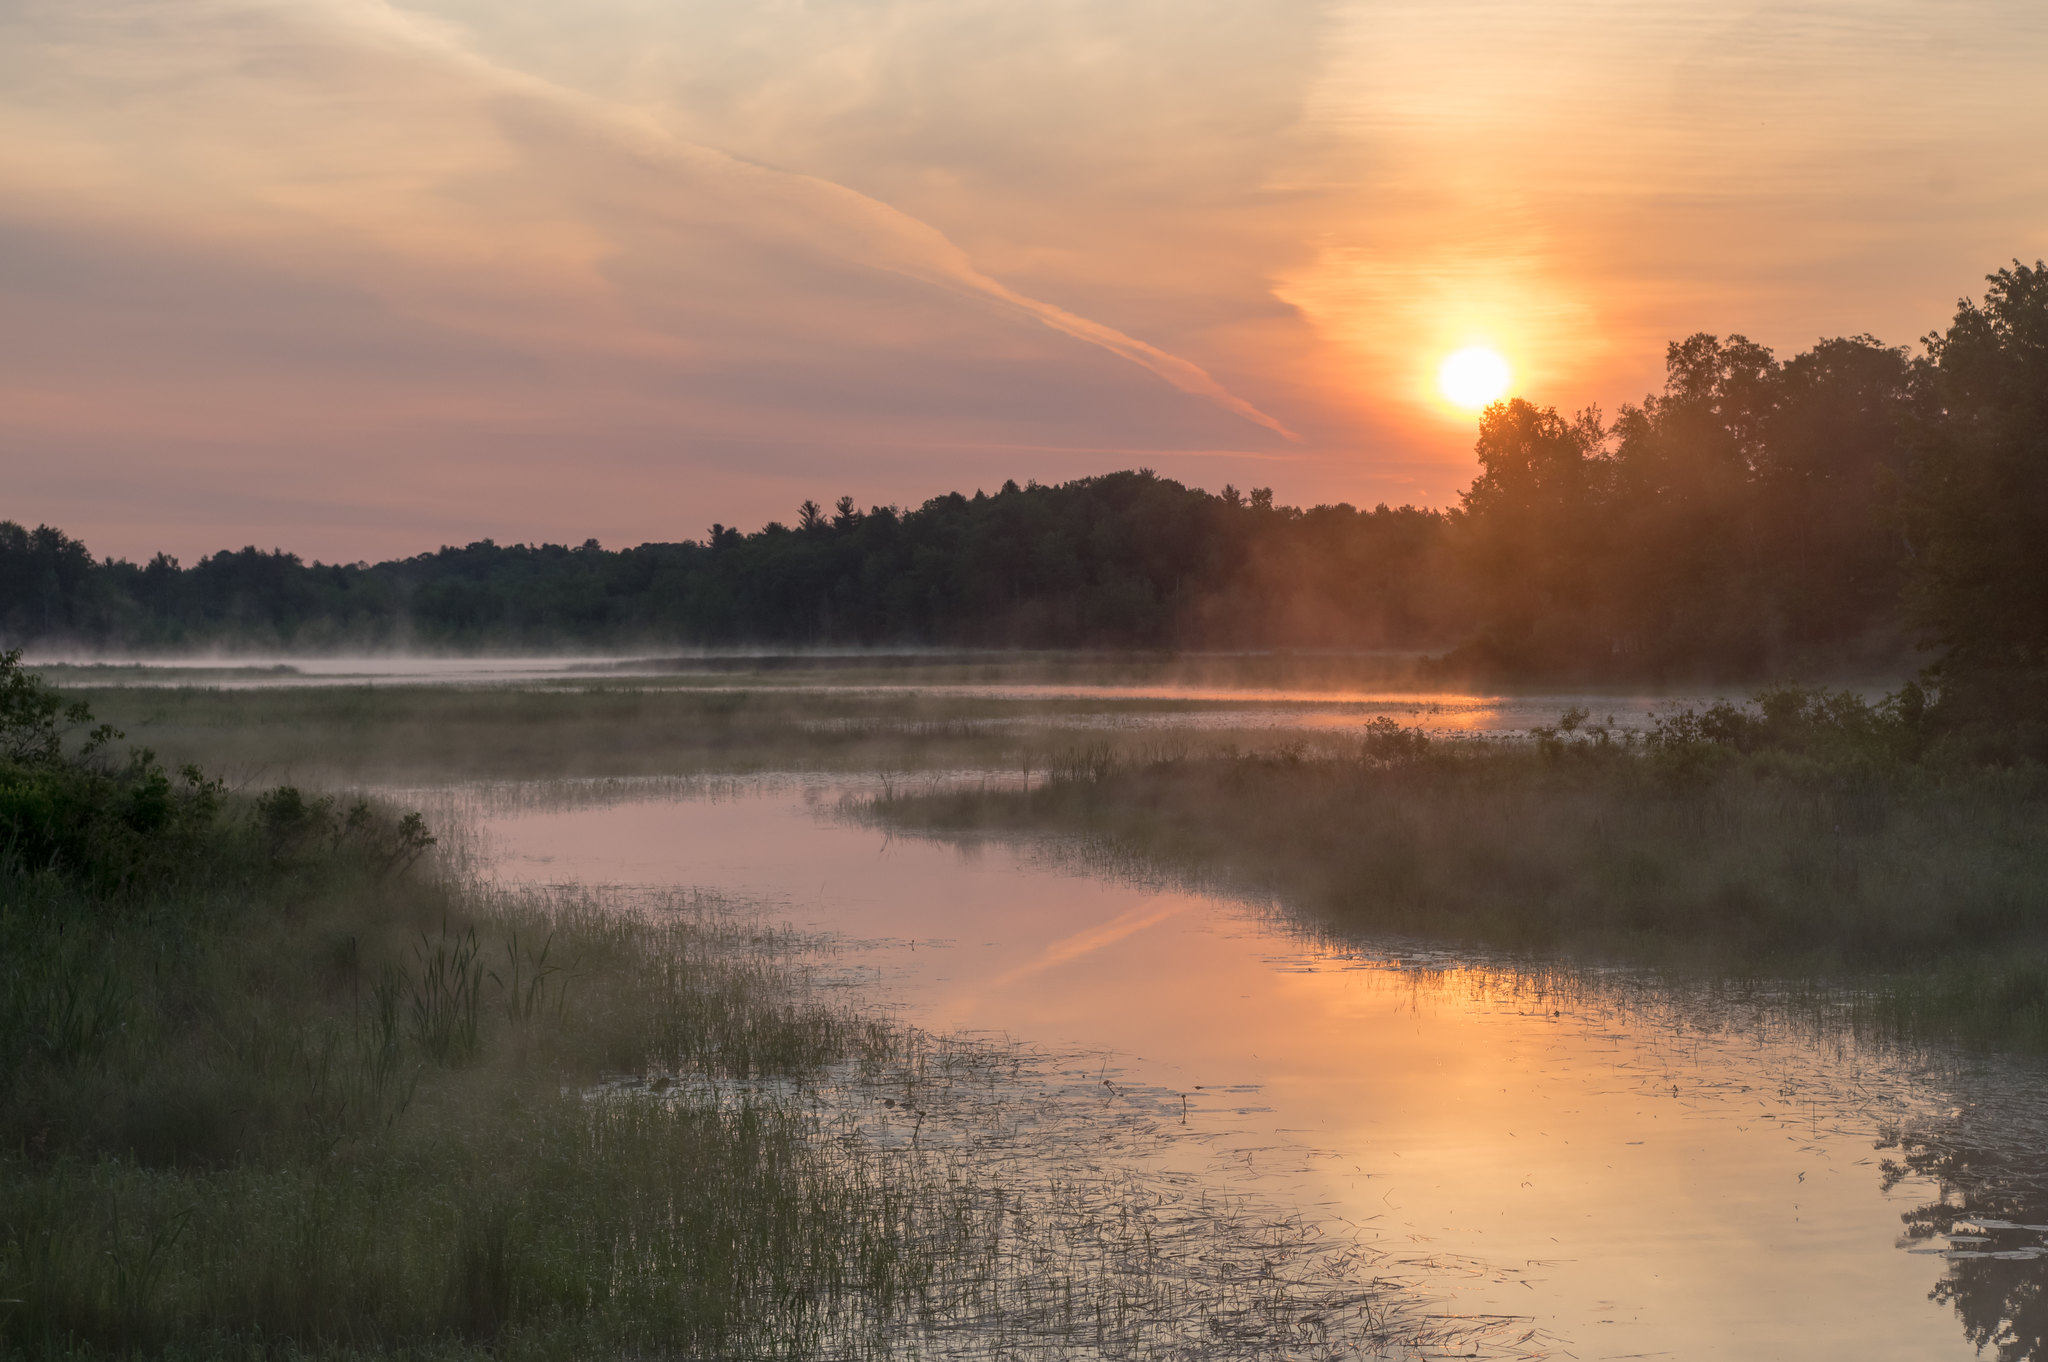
[469, 774, 2048, 1362]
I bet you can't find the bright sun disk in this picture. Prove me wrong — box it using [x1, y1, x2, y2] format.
[1438, 346, 1511, 410]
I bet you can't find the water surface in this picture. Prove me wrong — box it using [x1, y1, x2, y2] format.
[469, 776, 2048, 1360]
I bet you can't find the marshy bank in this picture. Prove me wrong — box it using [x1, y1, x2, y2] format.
[44, 664, 1764, 788]
[1, 655, 1453, 1360]
[869, 689, 2048, 1051]
[465, 765, 2048, 1359]
[22, 656, 2048, 1356]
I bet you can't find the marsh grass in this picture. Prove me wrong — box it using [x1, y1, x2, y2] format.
[0, 831, 896, 1356]
[869, 723, 2048, 1051]
[3, 652, 1437, 1359]
[55, 677, 1539, 789]
[58, 684, 1204, 786]
[3, 860, 1461, 1360]
[597, 1021, 1525, 1362]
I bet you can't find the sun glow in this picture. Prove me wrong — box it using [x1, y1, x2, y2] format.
[1437, 346, 1512, 409]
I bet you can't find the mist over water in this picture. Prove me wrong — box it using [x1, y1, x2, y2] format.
[46, 652, 1769, 737]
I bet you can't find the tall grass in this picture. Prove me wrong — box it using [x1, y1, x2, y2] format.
[3, 873, 1446, 1359]
[0, 822, 904, 1353]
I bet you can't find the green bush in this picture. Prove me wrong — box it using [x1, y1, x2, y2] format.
[0, 650, 430, 898]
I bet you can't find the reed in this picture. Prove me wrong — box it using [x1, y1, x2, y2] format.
[3, 870, 1455, 1359]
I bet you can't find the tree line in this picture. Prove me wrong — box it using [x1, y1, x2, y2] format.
[0, 482, 1456, 656]
[6, 261, 2045, 700]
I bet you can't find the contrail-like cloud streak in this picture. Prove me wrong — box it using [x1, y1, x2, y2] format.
[341, 0, 1299, 441]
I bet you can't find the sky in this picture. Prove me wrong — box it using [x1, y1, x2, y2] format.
[5, 0, 2047, 564]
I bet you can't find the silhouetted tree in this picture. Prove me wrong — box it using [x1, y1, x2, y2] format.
[6, 257, 2042, 702]
[1904, 261, 2048, 731]
[1454, 399, 1609, 670]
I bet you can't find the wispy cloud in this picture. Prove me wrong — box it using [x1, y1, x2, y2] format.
[6, 0, 2043, 557]
[276, 0, 1300, 438]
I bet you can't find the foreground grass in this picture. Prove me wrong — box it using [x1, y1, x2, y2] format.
[1, 819, 952, 1358]
[872, 709, 2048, 1050]
[10, 803, 1388, 1360]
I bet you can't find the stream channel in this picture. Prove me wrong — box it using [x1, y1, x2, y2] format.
[465, 765, 2048, 1362]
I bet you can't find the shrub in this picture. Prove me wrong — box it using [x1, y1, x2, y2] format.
[0, 651, 431, 896]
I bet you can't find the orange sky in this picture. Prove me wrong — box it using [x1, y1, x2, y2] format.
[5, 0, 2046, 562]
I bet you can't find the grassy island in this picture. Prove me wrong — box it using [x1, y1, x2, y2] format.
[873, 689, 2048, 1050]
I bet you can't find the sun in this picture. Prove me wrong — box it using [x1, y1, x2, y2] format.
[1438, 346, 1512, 410]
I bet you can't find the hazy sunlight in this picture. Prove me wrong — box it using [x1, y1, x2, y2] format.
[1437, 347, 1512, 410]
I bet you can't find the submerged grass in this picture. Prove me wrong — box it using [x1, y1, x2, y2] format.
[869, 705, 2048, 1051]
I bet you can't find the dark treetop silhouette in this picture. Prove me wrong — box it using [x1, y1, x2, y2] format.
[8, 262, 2046, 705]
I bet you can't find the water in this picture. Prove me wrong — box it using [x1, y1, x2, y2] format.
[467, 774, 2048, 1361]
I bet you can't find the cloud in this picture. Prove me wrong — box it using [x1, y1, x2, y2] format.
[394, 0, 1299, 438]
[0, 0, 1320, 557]
[11, 0, 2043, 561]
[37, 0, 1297, 437]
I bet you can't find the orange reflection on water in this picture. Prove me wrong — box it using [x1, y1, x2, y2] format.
[479, 781, 1994, 1359]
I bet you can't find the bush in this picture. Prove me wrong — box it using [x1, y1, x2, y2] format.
[0, 650, 430, 896]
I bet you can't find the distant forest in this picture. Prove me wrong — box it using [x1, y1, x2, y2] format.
[7, 262, 2046, 693]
